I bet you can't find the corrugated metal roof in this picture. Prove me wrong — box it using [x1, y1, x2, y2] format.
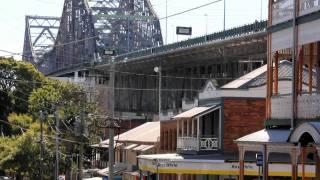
[91, 142, 123, 148]
[222, 64, 267, 89]
[173, 105, 219, 119]
[133, 144, 151, 151]
[141, 145, 155, 152]
[222, 60, 317, 89]
[124, 144, 138, 150]
[101, 122, 160, 144]
[235, 129, 291, 143]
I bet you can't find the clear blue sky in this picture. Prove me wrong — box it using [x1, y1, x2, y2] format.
[0, 0, 268, 59]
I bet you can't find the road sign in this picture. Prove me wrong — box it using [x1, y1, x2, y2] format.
[256, 153, 263, 166]
[176, 26, 192, 35]
[104, 49, 116, 56]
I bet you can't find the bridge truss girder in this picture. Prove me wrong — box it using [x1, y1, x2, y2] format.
[48, 0, 163, 74]
[22, 15, 60, 72]
[89, 0, 163, 55]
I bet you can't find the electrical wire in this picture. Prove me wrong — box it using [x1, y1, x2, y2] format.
[158, 0, 223, 21]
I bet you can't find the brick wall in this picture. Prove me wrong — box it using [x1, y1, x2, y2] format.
[223, 98, 266, 152]
[160, 120, 177, 153]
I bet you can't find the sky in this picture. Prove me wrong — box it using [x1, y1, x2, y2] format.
[0, 0, 268, 59]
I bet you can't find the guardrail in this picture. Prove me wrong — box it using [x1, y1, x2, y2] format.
[177, 135, 219, 152]
[115, 20, 267, 62]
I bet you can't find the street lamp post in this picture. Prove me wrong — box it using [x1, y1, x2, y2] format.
[205, 13, 208, 36]
[154, 66, 162, 121]
[165, 0, 168, 45]
[223, 0, 226, 31]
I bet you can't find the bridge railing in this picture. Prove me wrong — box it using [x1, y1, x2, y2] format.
[47, 20, 267, 76]
[114, 20, 267, 62]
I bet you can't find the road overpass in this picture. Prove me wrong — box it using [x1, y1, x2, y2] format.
[49, 20, 267, 120]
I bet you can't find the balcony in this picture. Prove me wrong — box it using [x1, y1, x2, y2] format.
[173, 105, 222, 153]
[271, 93, 320, 119]
[177, 136, 219, 152]
[272, 0, 320, 25]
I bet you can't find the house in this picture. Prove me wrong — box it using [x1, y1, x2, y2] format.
[91, 122, 160, 179]
[138, 59, 318, 179]
[236, 0, 320, 179]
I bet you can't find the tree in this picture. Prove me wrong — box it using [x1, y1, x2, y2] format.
[0, 58, 102, 178]
[0, 58, 45, 135]
[8, 113, 33, 135]
[0, 121, 56, 179]
[28, 79, 103, 178]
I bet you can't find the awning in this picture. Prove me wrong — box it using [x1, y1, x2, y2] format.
[235, 129, 291, 144]
[100, 122, 160, 144]
[138, 153, 315, 177]
[91, 142, 123, 149]
[124, 144, 138, 150]
[133, 144, 150, 151]
[173, 105, 220, 119]
[141, 145, 155, 152]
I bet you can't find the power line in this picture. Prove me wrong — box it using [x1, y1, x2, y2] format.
[158, 0, 223, 21]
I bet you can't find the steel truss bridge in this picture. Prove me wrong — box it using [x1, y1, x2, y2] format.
[23, 0, 163, 74]
[23, 15, 60, 73]
[45, 20, 267, 116]
[22, 0, 268, 116]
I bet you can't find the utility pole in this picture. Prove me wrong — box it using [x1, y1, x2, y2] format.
[76, 154, 79, 180]
[291, 0, 298, 130]
[260, 0, 263, 21]
[39, 111, 44, 180]
[108, 58, 115, 180]
[79, 93, 85, 180]
[94, 57, 119, 180]
[154, 66, 161, 121]
[55, 110, 60, 180]
[69, 154, 73, 180]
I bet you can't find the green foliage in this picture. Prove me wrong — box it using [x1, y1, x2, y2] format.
[0, 58, 103, 178]
[0, 58, 45, 113]
[0, 58, 46, 135]
[0, 122, 55, 179]
[8, 113, 33, 135]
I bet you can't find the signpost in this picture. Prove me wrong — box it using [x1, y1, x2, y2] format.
[256, 153, 263, 180]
